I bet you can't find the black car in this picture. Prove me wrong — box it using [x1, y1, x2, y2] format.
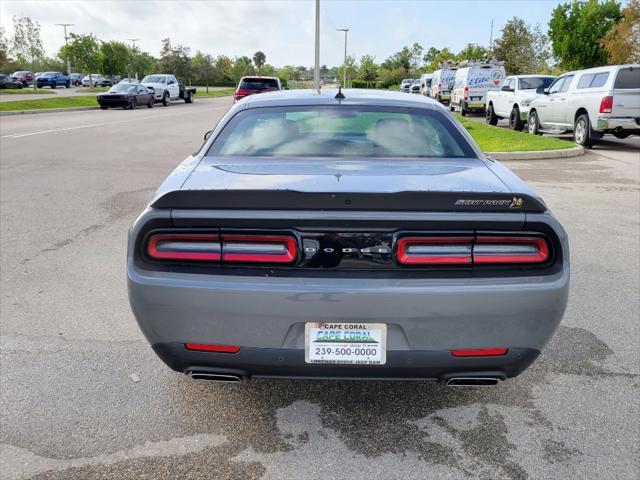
[97, 84, 154, 109]
[0, 74, 24, 89]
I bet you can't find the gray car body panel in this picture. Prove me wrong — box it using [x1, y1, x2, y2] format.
[128, 89, 569, 377]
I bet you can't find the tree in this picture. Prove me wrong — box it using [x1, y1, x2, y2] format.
[0, 27, 11, 72]
[158, 38, 191, 80]
[337, 55, 357, 87]
[426, 48, 456, 72]
[61, 33, 102, 85]
[252, 51, 266, 69]
[227, 56, 254, 82]
[423, 47, 440, 65]
[100, 41, 130, 76]
[191, 51, 214, 91]
[11, 15, 44, 70]
[456, 44, 488, 62]
[130, 49, 156, 78]
[549, 0, 622, 70]
[492, 17, 549, 74]
[357, 54, 378, 83]
[257, 64, 277, 76]
[602, 0, 640, 64]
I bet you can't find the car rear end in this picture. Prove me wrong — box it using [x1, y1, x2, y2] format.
[595, 65, 640, 137]
[436, 69, 457, 104]
[128, 94, 569, 384]
[97, 93, 130, 108]
[235, 77, 281, 102]
[464, 66, 505, 112]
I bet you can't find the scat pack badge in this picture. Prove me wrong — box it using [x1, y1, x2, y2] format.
[454, 197, 524, 209]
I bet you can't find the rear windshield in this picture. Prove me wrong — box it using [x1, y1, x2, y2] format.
[614, 67, 640, 89]
[519, 77, 554, 90]
[208, 106, 475, 158]
[240, 78, 279, 90]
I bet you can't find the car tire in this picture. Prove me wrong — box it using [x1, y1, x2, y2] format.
[51, 83, 57, 89]
[162, 92, 170, 106]
[574, 113, 594, 148]
[100, 106, 108, 110]
[486, 103, 499, 125]
[65, 81, 70, 88]
[147, 96, 154, 108]
[528, 111, 542, 135]
[509, 107, 524, 131]
[449, 103, 455, 112]
[184, 91, 193, 103]
[130, 97, 137, 110]
[460, 101, 467, 117]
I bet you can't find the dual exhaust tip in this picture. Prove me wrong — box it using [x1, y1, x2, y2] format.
[189, 371, 502, 386]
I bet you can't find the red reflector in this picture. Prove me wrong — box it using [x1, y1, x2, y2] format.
[221, 234, 297, 263]
[473, 236, 549, 264]
[185, 343, 240, 353]
[451, 348, 508, 357]
[599, 95, 613, 114]
[397, 236, 473, 265]
[463, 86, 468, 101]
[147, 234, 221, 261]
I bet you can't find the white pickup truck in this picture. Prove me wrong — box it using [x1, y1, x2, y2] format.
[527, 64, 640, 147]
[486, 75, 556, 130]
[140, 74, 196, 106]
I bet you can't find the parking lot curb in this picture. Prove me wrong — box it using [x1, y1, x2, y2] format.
[0, 106, 99, 116]
[486, 146, 584, 160]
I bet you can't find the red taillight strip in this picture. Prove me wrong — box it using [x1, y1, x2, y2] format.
[451, 348, 508, 357]
[473, 236, 549, 264]
[185, 343, 240, 353]
[147, 234, 221, 261]
[397, 236, 473, 265]
[221, 235, 297, 263]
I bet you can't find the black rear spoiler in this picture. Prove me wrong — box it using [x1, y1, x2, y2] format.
[151, 190, 547, 213]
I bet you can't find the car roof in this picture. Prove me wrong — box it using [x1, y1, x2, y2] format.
[511, 74, 556, 78]
[240, 88, 443, 110]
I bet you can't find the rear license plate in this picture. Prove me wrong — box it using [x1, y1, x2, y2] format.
[305, 322, 387, 365]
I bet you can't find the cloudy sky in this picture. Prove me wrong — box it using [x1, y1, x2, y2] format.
[0, 0, 597, 67]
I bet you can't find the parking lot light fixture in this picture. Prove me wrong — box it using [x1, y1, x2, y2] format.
[337, 28, 349, 88]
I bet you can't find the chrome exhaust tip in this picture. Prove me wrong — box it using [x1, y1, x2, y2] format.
[190, 372, 242, 382]
[445, 377, 500, 387]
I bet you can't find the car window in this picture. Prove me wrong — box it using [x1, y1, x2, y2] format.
[547, 77, 565, 94]
[614, 67, 640, 89]
[559, 75, 574, 93]
[519, 77, 555, 90]
[240, 78, 280, 90]
[590, 73, 609, 88]
[577, 74, 595, 89]
[208, 106, 476, 159]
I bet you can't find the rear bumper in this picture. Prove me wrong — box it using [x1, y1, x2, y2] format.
[596, 116, 640, 132]
[153, 343, 540, 381]
[97, 99, 130, 108]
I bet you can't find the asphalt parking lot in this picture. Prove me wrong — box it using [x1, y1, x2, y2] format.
[1, 97, 638, 480]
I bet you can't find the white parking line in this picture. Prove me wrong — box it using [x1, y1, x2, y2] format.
[1, 102, 230, 139]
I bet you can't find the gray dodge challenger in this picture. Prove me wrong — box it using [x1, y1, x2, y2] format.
[128, 89, 569, 385]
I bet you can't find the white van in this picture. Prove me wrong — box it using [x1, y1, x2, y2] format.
[450, 63, 506, 115]
[419, 73, 434, 96]
[429, 68, 457, 104]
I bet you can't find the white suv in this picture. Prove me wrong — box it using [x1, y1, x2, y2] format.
[527, 64, 640, 147]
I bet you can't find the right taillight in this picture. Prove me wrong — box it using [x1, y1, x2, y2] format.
[599, 95, 613, 113]
[473, 236, 549, 264]
[396, 235, 550, 266]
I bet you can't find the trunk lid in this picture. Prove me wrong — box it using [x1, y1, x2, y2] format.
[152, 158, 545, 212]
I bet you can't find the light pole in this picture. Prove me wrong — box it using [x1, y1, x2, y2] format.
[336, 28, 349, 88]
[314, 0, 320, 93]
[55, 23, 74, 76]
[127, 38, 140, 79]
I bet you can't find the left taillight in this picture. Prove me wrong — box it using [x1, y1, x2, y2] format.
[396, 234, 550, 266]
[146, 233, 297, 264]
[147, 233, 221, 261]
[599, 95, 613, 114]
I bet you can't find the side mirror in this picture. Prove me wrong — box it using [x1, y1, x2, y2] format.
[501, 85, 513, 92]
[204, 130, 213, 141]
[542, 87, 550, 94]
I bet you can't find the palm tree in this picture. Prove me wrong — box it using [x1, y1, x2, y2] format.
[253, 51, 266, 70]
